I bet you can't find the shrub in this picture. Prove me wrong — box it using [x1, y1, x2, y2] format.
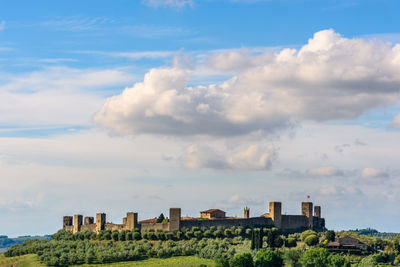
[328, 254, 350, 267]
[118, 231, 126, 241]
[254, 250, 283, 267]
[165, 232, 174, 240]
[230, 253, 254, 267]
[301, 230, 317, 242]
[325, 230, 335, 242]
[236, 227, 245, 237]
[214, 230, 224, 238]
[215, 258, 230, 267]
[274, 235, 284, 248]
[126, 231, 133, 241]
[224, 229, 233, 238]
[356, 254, 385, 266]
[283, 248, 302, 267]
[285, 237, 297, 248]
[299, 248, 330, 267]
[304, 235, 319, 247]
[245, 229, 253, 238]
[111, 231, 119, 241]
[156, 213, 165, 223]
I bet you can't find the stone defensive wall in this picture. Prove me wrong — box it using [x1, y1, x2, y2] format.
[180, 217, 274, 229]
[62, 201, 325, 233]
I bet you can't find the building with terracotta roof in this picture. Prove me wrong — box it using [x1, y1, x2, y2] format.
[200, 209, 226, 219]
[324, 236, 368, 252]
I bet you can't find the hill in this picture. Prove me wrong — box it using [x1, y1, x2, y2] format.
[0, 235, 51, 253]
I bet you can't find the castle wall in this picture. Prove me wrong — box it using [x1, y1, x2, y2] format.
[63, 202, 325, 234]
[105, 223, 125, 232]
[141, 222, 170, 231]
[64, 225, 73, 232]
[281, 215, 308, 230]
[180, 217, 274, 229]
[81, 224, 96, 232]
[313, 217, 325, 231]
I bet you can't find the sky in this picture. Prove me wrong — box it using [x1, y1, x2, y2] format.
[1, 0, 400, 237]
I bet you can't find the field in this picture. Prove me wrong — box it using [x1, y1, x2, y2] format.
[0, 254, 215, 267]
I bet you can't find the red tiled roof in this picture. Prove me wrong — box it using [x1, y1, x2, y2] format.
[138, 218, 157, 224]
[200, 209, 225, 213]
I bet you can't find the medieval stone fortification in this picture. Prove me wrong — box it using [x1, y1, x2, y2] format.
[63, 201, 325, 233]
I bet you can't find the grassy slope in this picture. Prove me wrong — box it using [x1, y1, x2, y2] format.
[0, 254, 215, 267]
[0, 254, 46, 267]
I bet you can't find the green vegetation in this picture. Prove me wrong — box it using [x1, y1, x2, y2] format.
[0, 235, 51, 253]
[0, 254, 214, 267]
[4, 227, 400, 266]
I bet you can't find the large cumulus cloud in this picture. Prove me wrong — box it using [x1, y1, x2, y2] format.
[181, 144, 276, 170]
[95, 29, 400, 137]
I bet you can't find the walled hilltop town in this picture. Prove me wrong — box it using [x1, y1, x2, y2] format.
[63, 201, 325, 234]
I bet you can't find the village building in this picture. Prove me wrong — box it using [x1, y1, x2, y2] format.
[325, 236, 368, 253]
[200, 209, 226, 219]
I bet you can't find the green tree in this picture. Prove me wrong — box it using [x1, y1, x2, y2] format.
[304, 235, 319, 247]
[111, 231, 119, 241]
[126, 230, 133, 241]
[133, 231, 141, 240]
[283, 248, 302, 267]
[85, 248, 96, 264]
[301, 230, 317, 241]
[157, 213, 165, 223]
[285, 237, 297, 248]
[299, 248, 330, 267]
[230, 253, 254, 267]
[325, 230, 335, 242]
[215, 258, 230, 267]
[119, 230, 126, 241]
[328, 254, 350, 267]
[254, 250, 283, 267]
[274, 235, 284, 248]
[251, 229, 263, 250]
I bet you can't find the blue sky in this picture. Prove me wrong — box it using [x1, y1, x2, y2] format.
[1, 0, 400, 237]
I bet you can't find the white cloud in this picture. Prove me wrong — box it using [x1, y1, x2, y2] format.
[181, 144, 276, 170]
[124, 25, 192, 39]
[78, 50, 176, 60]
[319, 184, 363, 197]
[96, 30, 400, 137]
[41, 16, 110, 31]
[0, 21, 5, 31]
[142, 0, 194, 8]
[0, 66, 134, 126]
[307, 166, 344, 177]
[391, 113, 400, 128]
[361, 167, 389, 179]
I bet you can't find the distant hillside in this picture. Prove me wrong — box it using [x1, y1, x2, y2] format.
[349, 228, 400, 240]
[0, 235, 52, 252]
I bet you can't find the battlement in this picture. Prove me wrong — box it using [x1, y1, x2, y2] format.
[63, 201, 325, 233]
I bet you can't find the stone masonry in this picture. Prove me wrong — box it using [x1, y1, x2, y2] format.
[63, 201, 325, 233]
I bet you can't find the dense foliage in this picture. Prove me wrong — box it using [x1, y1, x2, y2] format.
[5, 227, 400, 266]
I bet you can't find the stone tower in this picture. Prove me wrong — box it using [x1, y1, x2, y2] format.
[126, 212, 138, 230]
[302, 202, 313, 229]
[63, 216, 73, 229]
[269, 202, 282, 228]
[84, 216, 94, 225]
[96, 213, 106, 233]
[169, 208, 181, 231]
[314, 206, 321, 218]
[244, 207, 250, 219]
[73, 214, 83, 233]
